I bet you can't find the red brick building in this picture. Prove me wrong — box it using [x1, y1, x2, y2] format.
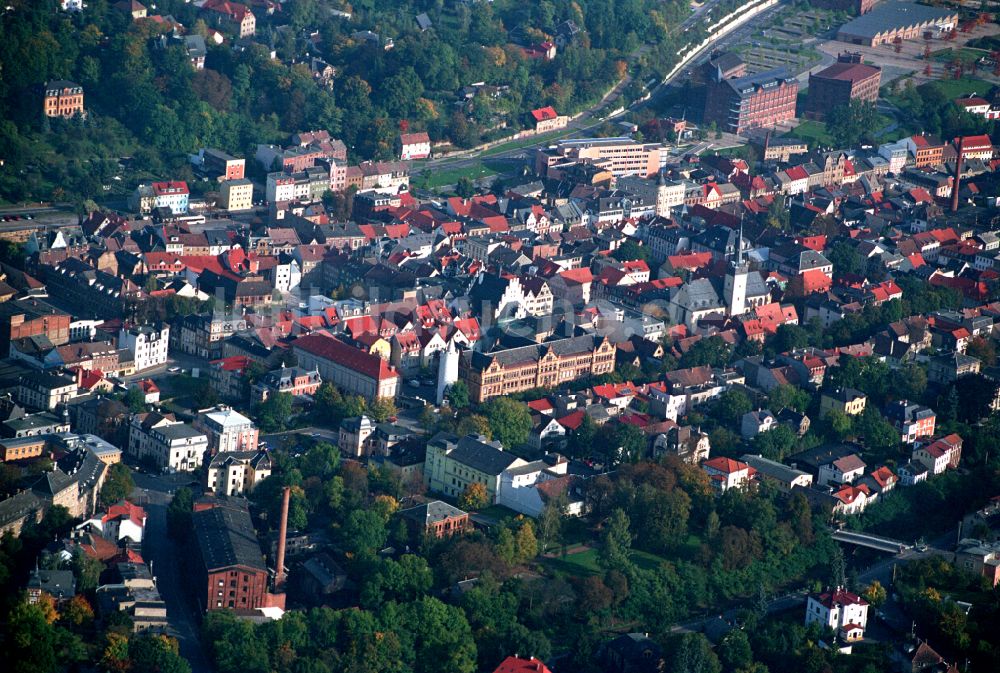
[43, 80, 84, 118]
[192, 497, 283, 612]
[400, 500, 469, 539]
[703, 68, 798, 135]
[0, 298, 71, 353]
[803, 56, 881, 121]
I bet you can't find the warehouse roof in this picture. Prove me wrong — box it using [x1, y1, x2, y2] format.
[193, 500, 266, 572]
[811, 61, 880, 83]
[838, 2, 956, 39]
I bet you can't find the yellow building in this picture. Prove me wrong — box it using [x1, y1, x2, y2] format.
[220, 179, 254, 212]
[0, 436, 48, 462]
[820, 387, 867, 418]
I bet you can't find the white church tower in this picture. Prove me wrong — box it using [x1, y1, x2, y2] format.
[436, 341, 460, 405]
[724, 216, 749, 317]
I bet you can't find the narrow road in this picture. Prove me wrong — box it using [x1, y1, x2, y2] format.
[133, 472, 212, 673]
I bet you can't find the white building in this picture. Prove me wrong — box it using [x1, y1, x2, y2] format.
[206, 450, 272, 496]
[151, 182, 190, 214]
[129, 412, 208, 473]
[118, 324, 169, 372]
[741, 409, 775, 439]
[266, 173, 300, 204]
[338, 415, 375, 457]
[701, 457, 755, 494]
[194, 405, 259, 455]
[273, 257, 302, 293]
[79, 500, 147, 544]
[805, 587, 869, 642]
[818, 454, 866, 487]
[496, 456, 585, 518]
[878, 139, 909, 174]
[399, 132, 431, 160]
[617, 174, 686, 216]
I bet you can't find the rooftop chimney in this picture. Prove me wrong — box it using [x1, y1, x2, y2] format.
[275, 485, 290, 591]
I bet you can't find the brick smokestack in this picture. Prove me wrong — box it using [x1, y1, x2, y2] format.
[952, 137, 964, 213]
[275, 486, 290, 590]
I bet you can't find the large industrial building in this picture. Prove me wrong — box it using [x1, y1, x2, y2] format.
[191, 496, 286, 612]
[703, 68, 799, 135]
[803, 55, 882, 121]
[836, 2, 959, 47]
[534, 137, 664, 178]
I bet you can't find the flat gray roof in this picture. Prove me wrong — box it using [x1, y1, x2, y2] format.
[839, 2, 956, 39]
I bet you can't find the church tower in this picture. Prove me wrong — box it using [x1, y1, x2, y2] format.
[724, 217, 749, 317]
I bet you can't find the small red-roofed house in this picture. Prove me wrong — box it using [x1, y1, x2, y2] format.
[132, 378, 160, 404]
[556, 409, 586, 432]
[914, 434, 962, 474]
[832, 483, 871, 515]
[954, 96, 994, 118]
[81, 500, 147, 544]
[702, 457, 755, 494]
[870, 280, 903, 304]
[398, 132, 431, 160]
[786, 268, 833, 297]
[530, 106, 569, 133]
[527, 398, 555, 415]
[805, 587, 869, 641]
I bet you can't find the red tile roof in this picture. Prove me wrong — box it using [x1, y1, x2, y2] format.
[557, 409, 586, 430]
[293, 333, 399, 381]
[399, 132, 430, 145]
[531, 106, 559, 122]
[812, 61, 880, 83]
[703, 457, 750, 474]
[816, 588, 868, 608]
[493, 656, 553, 673]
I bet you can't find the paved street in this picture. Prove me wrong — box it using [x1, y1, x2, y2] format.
[132, 472, 212, 673]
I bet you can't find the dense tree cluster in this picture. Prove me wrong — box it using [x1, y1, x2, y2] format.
[894, 557, 1000, 671]
[0, 0, 693, 204]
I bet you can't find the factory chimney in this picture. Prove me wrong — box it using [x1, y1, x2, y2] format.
[275, 486, 290, 591]
[951, 137, 964, 213]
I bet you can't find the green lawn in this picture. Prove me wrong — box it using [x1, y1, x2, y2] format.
[918, 77, 994, 100]
[413, 162, 498, 189]
[475, 504, 522, 521]
[931, 47, 988, 67]
[544, 548, 669, 576]
[785, 113, 893, 147]
[480, 126, 578, 157]
[785, 120, 833, 145]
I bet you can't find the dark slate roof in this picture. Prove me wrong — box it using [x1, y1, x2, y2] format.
[445, 434, 521, 475]
[400, 500, 466, 526]
[721, 67, 793, 97]
[32, 469, 76, 497]
[28, 568, 76, 599]
[463, 334, 606, 372]
[192, 500, 266, 572]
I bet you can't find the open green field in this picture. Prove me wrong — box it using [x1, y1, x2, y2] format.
[915, 76, 994, 100]
[544, 548, 670, 576]
[413, 156, 523, 190]
[413, 163, 498, 189]
[480, 126, 578, 157]
[931, 47, 989, 67]
[785, 120, 834, 145]
[785, 112, 893, 146]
